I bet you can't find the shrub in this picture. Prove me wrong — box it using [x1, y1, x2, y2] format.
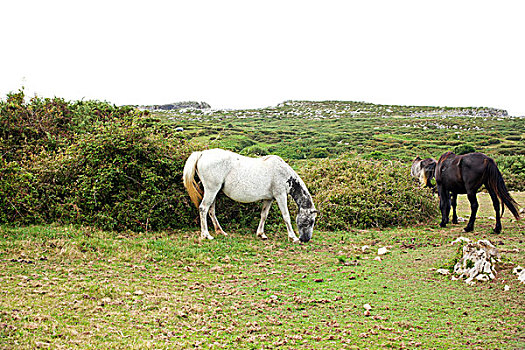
[0, 89, 142, 162]
[453, 144, 476, 155]
[35, 125, 196, 231]
[0, 90, 196, 231]
[240, 144, 270, 157]
[363, 150, 391, 160]
[297, 157, 439, 230]
[492, 155, 525, 192]
[0, 158, 43, 224]
[309, 147, 329, 158]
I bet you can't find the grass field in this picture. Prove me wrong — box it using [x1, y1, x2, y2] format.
[1, 194, 523, 349]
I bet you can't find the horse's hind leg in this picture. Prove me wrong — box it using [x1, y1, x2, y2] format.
[451, 193, 458, 224]
[209, 200, 227, 236]
[256, 199, 273, 240]
[199, 188, 221, 240]
[275, 194, 299, 243]
[488, 189, 502, 234]
[464, 192, 479, 232]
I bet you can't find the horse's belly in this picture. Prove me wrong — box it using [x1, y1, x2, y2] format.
[222, 174, 273, 203]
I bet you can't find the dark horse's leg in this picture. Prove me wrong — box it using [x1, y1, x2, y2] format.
[438, 187, 451, 228]
[464, 192, 479, 232]
[487, 188, 502, 234]
[451, 193, 458, 224]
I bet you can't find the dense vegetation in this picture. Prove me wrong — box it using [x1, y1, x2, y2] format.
[1, 91, 522, 232]
[0, 90, 195, 230]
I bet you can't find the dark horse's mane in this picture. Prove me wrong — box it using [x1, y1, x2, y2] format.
[435, 151, 520, 233]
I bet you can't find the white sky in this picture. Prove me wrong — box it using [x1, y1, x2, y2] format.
[2, 1, 525, 115]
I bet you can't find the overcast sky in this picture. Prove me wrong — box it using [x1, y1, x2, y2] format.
[2, 1, 524, 115]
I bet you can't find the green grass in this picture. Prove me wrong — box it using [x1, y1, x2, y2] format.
[1, 194, 523, 349]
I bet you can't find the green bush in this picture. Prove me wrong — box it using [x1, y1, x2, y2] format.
[297, 157, 439, 230]
[35, 125, 196, 231]
[492, 155, 525, 192]
[240, 144, 270, 157]
[453, 144, 476, 155]
[0, 89, 142, 162]
[0, 90, 196, 231]
[0, 158, 43, 224]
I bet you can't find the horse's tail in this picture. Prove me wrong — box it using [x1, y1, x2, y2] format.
[486, 159, 520, 221]
[183, 151, 204, 208]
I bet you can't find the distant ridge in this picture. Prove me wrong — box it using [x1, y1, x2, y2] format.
[140, 101, 211, 111]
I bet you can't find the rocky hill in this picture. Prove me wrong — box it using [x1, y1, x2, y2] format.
[140, 101, 210, 111]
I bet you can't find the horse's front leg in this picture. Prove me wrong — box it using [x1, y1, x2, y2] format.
[209, 200, 227, 236]
[275, 194, 299, 243]
[464, 192, 479, 232]
[256, 199, 273, 240]
[451, 192, 458, 224]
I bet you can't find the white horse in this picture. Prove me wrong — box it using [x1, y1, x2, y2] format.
[183, 148, 318, 242]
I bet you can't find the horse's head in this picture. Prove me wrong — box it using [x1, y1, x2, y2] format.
[297, 208, 318, 243]
[411, 157, 422, 178]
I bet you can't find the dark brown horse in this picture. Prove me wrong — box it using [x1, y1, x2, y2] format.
[435, 152, 520, 233]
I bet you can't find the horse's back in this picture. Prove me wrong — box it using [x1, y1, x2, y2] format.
[437, 152, 493, 193]
[197, 149, 288, 203]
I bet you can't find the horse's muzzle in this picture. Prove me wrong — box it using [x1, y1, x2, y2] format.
[299, 231, 312, 243]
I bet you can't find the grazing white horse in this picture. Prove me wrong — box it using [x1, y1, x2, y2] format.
[183, 149, 318, 242]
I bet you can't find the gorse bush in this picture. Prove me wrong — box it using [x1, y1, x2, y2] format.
[0, 90, 197, 231]
[37, 126, 196, 231]
[0, 89, 141, 162]
[298, 157, 439, 230]
[453, 144, 476, 155]
[492, 155, 525, 192]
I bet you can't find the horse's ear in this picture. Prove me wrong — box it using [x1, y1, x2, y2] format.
[414, 156, 421, 161]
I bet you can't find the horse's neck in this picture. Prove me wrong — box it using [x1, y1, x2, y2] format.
[285, 171, 314, 210]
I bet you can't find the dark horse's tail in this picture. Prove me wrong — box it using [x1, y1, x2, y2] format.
[486, 159, 520, 220]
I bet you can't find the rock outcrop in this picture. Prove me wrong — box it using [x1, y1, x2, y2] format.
[452, 238, 500, 285]
[140, 101, 211, 111]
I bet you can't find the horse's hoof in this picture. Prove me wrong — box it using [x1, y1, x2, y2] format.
[219, 230, 228, 236]
[463, 227, 473, 233]
[439, 223, 447, 228]
[201, 235, 214, 240]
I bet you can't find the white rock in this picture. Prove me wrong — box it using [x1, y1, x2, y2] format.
[363, 303, 372, 311]
[504, 285, 510, 291]
[453, 239, 499, 285]
[374, 256, 382, 261]
[377, 247, 389, 256]
[361, 245, 371, 253]
[436, 269, 450, 275]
